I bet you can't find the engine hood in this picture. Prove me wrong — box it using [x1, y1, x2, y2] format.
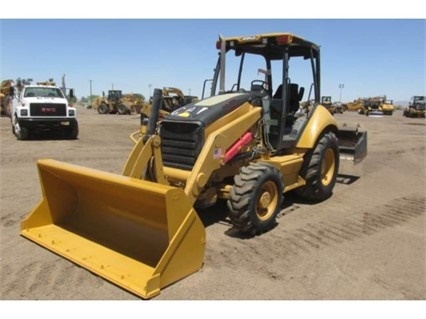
[22, 96, 68, 104]
[167, 92, 252, 126]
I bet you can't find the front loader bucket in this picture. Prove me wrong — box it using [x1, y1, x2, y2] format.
[336, 127, 367, 164]
[20, 159, 206, 299]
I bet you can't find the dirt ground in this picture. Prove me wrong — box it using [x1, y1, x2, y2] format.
[1, 107, 425, 305]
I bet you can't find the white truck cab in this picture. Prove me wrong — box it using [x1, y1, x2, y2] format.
[11, 81, 78, 140]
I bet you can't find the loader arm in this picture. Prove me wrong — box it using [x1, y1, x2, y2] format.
[122, 134, 168, 185]
[122, 87, 169, 183]
[184, 105, 262, 204]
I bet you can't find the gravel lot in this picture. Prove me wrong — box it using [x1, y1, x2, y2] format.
[1, 107, 425, 316]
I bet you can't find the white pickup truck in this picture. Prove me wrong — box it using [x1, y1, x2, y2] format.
[11, 81, 78, 140]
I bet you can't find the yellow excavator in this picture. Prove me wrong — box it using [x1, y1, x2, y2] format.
[21, 32, 367, 299]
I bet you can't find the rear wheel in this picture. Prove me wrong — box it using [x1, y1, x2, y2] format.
[295, 131, 339, 202]
[227, 163, 284, 235]
[98, 103, 109, 114]
[117, 103, 130, 115]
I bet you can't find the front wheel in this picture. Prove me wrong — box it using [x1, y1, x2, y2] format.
[227, 163, 284, 235]
[66, 122, 79, 139]
[295, 131, 339, 202]
[12, 116, 29, 140]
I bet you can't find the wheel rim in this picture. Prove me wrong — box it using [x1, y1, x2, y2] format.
[256, 181, 278, 221]
[321, 148, 336, 186]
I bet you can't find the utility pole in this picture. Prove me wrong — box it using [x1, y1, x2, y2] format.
[89, 80, 93, 107]
[148, 84, 152, 98]
[339, 83, 344, 103]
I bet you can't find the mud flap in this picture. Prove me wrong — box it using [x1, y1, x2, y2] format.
[20, 159, 206, 299]
[336, 127, 367, 164]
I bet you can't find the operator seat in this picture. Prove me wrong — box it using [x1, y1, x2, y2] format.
[273, 83, 302, 113]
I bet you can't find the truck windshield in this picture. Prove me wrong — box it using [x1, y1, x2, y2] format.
[24, 87, 65, 98]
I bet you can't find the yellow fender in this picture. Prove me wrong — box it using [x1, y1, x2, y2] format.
[296, 105, 339, 149]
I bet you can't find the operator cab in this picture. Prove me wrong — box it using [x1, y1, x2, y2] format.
[107, 90, 122, 102]
[210, 33, 320, 151]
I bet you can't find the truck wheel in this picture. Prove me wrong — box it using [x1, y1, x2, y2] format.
[12, 116, 29, 140]
[18, 127, 29, 140]
[67, 122, 79, 139]
[295, 131, 339, 202]
[227, 163, 284, 235]
[117, 104, 130, 115]
[98, 103, 109, 114]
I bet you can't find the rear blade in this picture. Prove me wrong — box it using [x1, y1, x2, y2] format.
[337, 127, 367, 164]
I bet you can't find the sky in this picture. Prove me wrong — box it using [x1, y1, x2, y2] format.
[1, 2, 425, 104]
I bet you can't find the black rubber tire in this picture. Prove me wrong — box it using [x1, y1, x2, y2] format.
[98, 103, 109, 114]
[67, 122, 79, 139]
[227, 163, 284, 235]
[295, 131, 339, 202]
[12, 116, 29, 140]
[17, 127, 29, 140]
[117, 104, 130, 115]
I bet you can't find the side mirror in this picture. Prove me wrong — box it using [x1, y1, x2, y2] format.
[69, 89, 74, 99]
[9, 86, 15, 96]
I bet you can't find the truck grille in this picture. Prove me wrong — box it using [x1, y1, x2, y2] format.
[160, 121, 204, 170]
[30, 103, 66, 116]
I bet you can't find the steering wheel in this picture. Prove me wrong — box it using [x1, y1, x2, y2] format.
[250, 80, 268, 92]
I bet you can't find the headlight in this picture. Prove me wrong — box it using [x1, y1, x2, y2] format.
[68, 109, 75, 116]
[20, 109, 28, 116]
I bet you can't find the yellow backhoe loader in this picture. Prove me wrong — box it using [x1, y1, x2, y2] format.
[21, 32, 367, 299]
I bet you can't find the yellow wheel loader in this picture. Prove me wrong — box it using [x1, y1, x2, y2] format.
[93, 90, 142, 115]
[21, 32, 367, 299]
[139, 87, 197, 120]
[321, 96, 335, 114]
[404, 96, 425, 118]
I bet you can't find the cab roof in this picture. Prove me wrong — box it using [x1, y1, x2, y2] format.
[219, 32, 320, 60]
